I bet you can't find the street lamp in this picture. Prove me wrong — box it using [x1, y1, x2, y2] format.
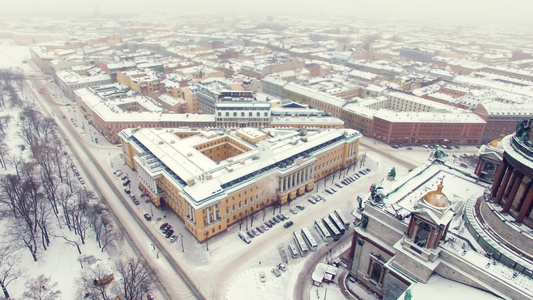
[180, 233, 184, 253]
[108, 152, 113, 168]
[250, 208, 254, 227]
[205, 231, 209, 251]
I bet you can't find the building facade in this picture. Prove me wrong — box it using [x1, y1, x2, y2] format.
[120, 127, 361, 242]
[489, 118, 533, 227]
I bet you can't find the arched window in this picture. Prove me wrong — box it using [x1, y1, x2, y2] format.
[370, 263, 382, 283]
[415, 222, 431, 248]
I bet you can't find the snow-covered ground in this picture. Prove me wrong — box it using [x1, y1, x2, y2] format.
[0, 39, 158, 300]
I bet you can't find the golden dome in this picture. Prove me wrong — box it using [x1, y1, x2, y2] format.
[423, 182, 449, 208]
[488, 133, 505, 149]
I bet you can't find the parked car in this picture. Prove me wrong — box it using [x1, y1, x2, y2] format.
[256, 226, 264, 234]
[133, 199, 140, 205]
[271, 268, 281, 277]
[115, 170, 123, 177]
[272, 217, 279, 224]
[296, 205, 305, 210]
[259, 271, 266, 282]
[124, 188, 130, 194]
[335, 183, 343, 188]
[277, 214, 285, 221]
[162, 225, 172, 234]
[284, 221, 294, 228]
[122, 180, 130, 186]
[252, 229, 260, 236]
[170, 235, 178, 243]
[308, 198, 316, 204]
[261, 225, 269, 231]
[159, 222, 168, 230]
[143, 213, 152, 221]
[269, 220, 276, 226]
[121, 175, 128, 181]
[289, 208, 297, 215]
[265, 221, 272, 228]
[165, 229, 174, 238]
[277, 263, 287, 272]
[247, 230, 255, 238]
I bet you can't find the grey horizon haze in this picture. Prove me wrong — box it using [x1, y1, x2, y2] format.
[1, 0, 533, 26]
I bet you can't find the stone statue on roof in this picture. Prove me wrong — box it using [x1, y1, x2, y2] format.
[433, 145, 447, 159]
[357, 196, 364, 211]
[388, 167, 396, 180]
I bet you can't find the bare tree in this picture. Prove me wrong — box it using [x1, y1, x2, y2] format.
[56, 187, 75, 231]
[86, 203, 123, 252]
[53, 234, 82, 255]
[0, 138, 8, 170]
[22, 274, 61, 300]
[71, 190, 96, 245]
[0, 246, 25, 299]
[75, 260, 113, 300]
[6, 154, 22, 180]
[113, 258, 155, 300]
[98, 222, 122, 253]
[8, 220, 38, 262]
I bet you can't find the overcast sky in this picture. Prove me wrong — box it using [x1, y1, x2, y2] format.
[3, 0, 533, 26]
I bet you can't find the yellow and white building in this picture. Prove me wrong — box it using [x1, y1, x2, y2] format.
[120, 127, 361, 242]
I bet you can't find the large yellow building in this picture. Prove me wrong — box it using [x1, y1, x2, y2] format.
[120, 127, 361, 242]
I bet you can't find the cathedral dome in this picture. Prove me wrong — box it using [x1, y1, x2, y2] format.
[488, 133, 505, 149]
[423, 182, 449, 208]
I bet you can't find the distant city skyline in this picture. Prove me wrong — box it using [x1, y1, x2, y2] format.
[2, 0, 533, 26]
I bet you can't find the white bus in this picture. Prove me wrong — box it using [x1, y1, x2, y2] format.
[238, 231, 251, 244]
[288, 244, 299, 258]
[335, 209, 350, 228]
[315, 220, 332, 242]
[322, 217, 341, 241]
[301, 227, 318, 252]
[329, 213, 345, 235]
[293, 230, 309, 257]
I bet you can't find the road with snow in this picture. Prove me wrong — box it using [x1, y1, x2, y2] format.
[28, 77, 202, 299]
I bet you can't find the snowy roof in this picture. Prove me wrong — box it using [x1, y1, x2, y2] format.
[158, 94, 184, 106]
[57, 70, 111, 86]
[404, 274, 500, 300]
[284, 82, 346, 108]
[123, 127, 361, 209]
[373, 110, 485, 124]
[75, 88, 214, 123]
[367, 159, 487, 221]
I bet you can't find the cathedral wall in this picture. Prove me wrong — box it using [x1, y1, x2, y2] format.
[438, 250, 528, 300]
[479, 200, 533, 257]
[382, 273, 409, 300]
